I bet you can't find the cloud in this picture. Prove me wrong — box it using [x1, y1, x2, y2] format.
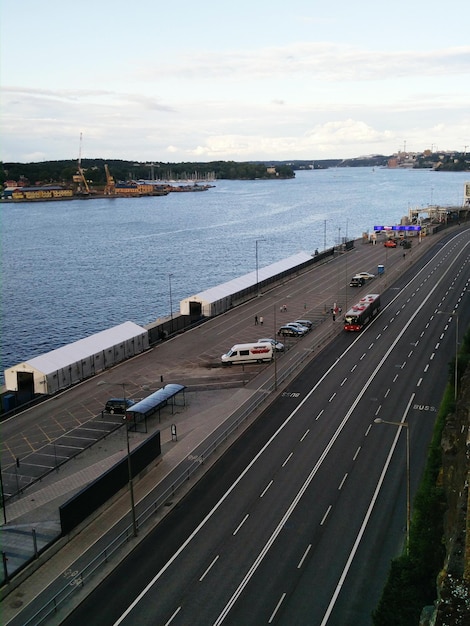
[141, 43, 470, 82]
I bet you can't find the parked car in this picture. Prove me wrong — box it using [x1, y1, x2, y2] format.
[355, 272, 375, 281]
[399, 239, 412, 248]
[278, 325, 304, 337]
[294, 319, 313, 329]
[285, 322, 309, 335]
[104, 398, 136, 415]
[258, 338, 285, 351]
[384, 239, 397, 248]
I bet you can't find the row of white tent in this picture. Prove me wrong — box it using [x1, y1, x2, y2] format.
[4, 321, 149, 396]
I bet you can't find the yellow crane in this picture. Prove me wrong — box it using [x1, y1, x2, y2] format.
[104, 164, 116, 195]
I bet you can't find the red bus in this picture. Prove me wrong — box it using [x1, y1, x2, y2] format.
[344, 294, 381, 331]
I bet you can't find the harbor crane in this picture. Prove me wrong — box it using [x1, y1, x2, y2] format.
[73, 133, 91, 194]
[104, 164, 116, 195]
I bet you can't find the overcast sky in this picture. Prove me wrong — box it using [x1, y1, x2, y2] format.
[1, 0, 469, 163]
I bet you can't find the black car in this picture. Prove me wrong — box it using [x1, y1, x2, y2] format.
[104, 398, 136, 414]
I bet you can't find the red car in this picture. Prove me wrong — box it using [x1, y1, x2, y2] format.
[384, 239, 397, 248]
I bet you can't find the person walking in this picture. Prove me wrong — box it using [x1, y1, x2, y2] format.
[259, 316, 264, 325]
[255, 315, 258, 325]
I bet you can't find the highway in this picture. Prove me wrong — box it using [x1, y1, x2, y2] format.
[61, 229, 469, 626]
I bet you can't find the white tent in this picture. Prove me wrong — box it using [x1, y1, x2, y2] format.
[4, 321, 149, 395]
[180, 252, 313, 317]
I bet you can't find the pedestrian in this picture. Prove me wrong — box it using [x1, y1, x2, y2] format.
[259, 316, 264, 325]
[283, 304, 287, 312]
[254, 315, 258, 325]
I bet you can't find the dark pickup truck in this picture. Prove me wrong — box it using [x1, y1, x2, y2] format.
[349, 275, 366, 287]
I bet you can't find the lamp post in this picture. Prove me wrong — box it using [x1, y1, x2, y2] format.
[438, 310, 459, 400]
[255, 239, 265, 296]
[0, 459, 6, 524]
[97, 381, 138, 537]
[374, 418, 410, 552]
[169, 273, 174, 334]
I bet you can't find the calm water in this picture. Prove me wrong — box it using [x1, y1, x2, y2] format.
[1, 167, 468, 382]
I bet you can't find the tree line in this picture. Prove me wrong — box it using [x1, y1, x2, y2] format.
[1, 159, 296, 187]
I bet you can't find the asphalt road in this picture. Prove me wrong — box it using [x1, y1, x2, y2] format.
[60, 229, 469, 625]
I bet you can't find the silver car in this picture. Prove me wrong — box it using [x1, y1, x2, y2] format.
[258, 338, 285, 352]
[294, 319, 313, 330]
[285, 322, 309, 335]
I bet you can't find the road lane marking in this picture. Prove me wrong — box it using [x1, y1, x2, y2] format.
[268, 593, 286, 623]
[164, 607, 181, 625]
[338, 474, 348, 490]
[297, 544, 312, 568]
[233, 515, 249, 536]
[200, 555, 220, 580]
[260, 481, 273, 498]
[320, 505, 332, 525]
[282, 452, 293, 467]
[300, 429, 310, 441]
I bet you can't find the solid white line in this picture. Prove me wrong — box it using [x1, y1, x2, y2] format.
[319, 393, 415, 626]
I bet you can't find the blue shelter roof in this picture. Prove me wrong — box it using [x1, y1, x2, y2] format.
[127, 384, 185, 418]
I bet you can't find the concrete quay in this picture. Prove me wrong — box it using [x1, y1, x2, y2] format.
[0, 228, 452, 625]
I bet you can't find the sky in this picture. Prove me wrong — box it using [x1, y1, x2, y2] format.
[1, 0, 469, 164]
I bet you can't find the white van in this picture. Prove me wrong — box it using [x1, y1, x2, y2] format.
[221, 343, 273, 365]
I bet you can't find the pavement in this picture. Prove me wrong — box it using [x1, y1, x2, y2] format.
[0, 228, 452, 625]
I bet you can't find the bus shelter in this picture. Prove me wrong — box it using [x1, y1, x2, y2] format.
[126, 384, 186, 429]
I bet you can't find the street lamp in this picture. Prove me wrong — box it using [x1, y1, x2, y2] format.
[0, 459, 7, 524]
[437, 310, 459, 400]
[97, 380, 138, 537]
[374, 418, 410, 553]
[169, 273, 174, 334]
[255, 239, 265, 296]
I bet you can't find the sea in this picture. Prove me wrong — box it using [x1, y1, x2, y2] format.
[1, 167, 468, 384]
